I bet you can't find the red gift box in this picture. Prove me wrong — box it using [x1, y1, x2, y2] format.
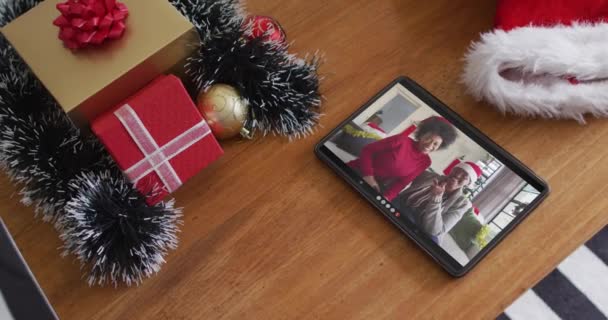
[92, 75, 223, 205]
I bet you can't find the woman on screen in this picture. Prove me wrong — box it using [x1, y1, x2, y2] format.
[348, 116, 457, 201]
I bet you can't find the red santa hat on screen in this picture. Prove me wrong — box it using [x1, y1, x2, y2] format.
[453, 162, 482, 186]
[462, 0, 608, 123]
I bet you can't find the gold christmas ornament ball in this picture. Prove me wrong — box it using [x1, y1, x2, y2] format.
[197, 84, 250, 140]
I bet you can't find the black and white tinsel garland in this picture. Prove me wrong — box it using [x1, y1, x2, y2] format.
[0, 0, 322, 286]
[59, 171, 182, 286]
[172, 0, 323, 138]
[0, 1, 182, 286]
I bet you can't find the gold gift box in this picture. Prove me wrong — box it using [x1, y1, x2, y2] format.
[1, 0, 200, 127]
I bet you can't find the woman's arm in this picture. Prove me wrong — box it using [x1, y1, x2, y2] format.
[383, 179, 410, 201]
[383, 161, 430, 201]
[357, 134, 403, 176]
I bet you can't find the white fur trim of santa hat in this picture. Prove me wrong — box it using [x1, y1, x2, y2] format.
[453, 162, 481, 187]
[462, 23, 608, 123]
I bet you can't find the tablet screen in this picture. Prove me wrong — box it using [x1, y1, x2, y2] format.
[0, 290, 14, 320]
[322, 82, 543, 266]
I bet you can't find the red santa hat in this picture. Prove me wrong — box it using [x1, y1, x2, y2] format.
[463, 0, 608, 123]
[453, 162, 483, 186]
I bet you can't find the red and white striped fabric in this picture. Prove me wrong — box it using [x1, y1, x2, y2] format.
[114, 104, 212, 193]
[92, 75, 224, 205]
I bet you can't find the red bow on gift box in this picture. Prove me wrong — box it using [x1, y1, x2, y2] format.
[53, 0, 129, 50]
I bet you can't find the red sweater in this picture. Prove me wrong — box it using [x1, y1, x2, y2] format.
[349, 134, 431, 201]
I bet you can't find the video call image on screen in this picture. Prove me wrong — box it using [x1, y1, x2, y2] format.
[0, 291, 14, 320]
[324, 84, 542, 266]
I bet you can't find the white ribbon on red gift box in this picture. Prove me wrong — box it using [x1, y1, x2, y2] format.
[114, 104, 211, 193]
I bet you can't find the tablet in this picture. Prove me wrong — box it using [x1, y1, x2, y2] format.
[315, 77, 549, 276]
[0, 219, 58, 320]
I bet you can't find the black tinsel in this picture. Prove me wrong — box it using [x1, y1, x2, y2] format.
[59, 171, 182, 286]
[1, 110, 110, 220]
[177, 0, 323, 138]
[0, 0, 41, 27]
[0, 1, 183, 285]
[0, 0, 322, 286]
[169, 0, 244, 42]
[188, 35, 322, 138]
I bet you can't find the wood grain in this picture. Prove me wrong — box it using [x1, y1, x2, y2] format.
[2, 0, 607, 319]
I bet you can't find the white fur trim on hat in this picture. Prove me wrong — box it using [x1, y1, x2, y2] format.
[462, 23, 608, 123]
[453, 162, 479, 186]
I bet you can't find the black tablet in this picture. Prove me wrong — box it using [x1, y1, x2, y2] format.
[0, 219, 58, 320]
[315, 77, 549, 276]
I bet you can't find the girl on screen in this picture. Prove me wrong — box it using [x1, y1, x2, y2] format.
[348, 116, 457, 201]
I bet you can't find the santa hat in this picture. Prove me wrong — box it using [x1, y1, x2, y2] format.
[462, 0, 608, 123]
[453, 162, 483, 186]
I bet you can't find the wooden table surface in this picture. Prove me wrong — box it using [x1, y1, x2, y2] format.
[2, 0, 608, 319]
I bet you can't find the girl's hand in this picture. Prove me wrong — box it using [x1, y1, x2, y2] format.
[430, 179, 446, 197]
[363, 176, 380, 192]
